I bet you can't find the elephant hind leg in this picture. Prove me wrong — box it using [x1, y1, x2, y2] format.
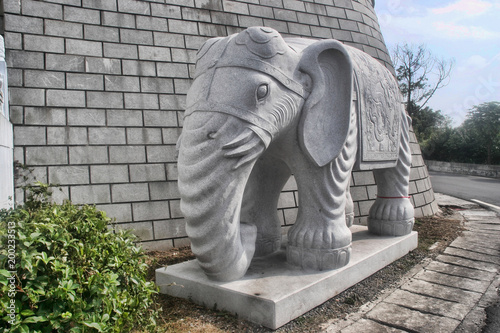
[345, 182, 354, 228]
[368, 112, 414, 236]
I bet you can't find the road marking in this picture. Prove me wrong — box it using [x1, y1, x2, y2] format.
[471, 199, 500, 213]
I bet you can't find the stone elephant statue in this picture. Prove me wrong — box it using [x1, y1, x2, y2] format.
[177, 27, 414, 282]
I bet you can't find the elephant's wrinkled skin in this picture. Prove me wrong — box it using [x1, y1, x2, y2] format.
[177, 27, 414, 282]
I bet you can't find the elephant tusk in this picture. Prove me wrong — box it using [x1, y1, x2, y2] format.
[222, 129, 254, 149]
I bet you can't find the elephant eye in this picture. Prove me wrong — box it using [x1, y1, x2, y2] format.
[256, 84, 269, 100]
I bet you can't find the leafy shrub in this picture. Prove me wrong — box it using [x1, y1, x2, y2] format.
[0, 183, 159, 332]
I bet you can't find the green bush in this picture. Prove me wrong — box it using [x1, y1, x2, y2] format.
[0, 184, 159, 332]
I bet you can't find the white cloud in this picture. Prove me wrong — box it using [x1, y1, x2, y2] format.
[433, 21, 500, 40]
[432, 0, 492, 16]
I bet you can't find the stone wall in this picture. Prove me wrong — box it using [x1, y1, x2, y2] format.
[4, 0, 438, 250]
[426, 160, 500, 179]
[0, 34, 13, 210]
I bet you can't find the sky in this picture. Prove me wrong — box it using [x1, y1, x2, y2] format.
[374, 0, 500, 126]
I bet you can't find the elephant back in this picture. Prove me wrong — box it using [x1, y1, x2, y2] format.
[346, 45, 404, 170]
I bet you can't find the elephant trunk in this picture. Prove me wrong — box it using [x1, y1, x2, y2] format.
[177, 111, 264, 281]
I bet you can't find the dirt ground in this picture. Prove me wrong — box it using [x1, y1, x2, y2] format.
[144, 206, 466, 332]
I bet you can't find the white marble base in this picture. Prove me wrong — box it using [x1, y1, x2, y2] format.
[156, 226, 418, 329]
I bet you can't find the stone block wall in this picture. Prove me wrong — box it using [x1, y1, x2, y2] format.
[4, 0, 438, 250]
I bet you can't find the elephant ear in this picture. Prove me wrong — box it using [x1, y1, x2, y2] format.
[297, 39, 353, 167]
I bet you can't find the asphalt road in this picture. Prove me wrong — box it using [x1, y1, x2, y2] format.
[429, 171, 500, 332]
[428, 171, 500, 207]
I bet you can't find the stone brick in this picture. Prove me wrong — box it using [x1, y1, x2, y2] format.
[326, 6, 346, 18]
[46, 54, 85, 72]
[6, 50, 43, 69]
[194, 0, 221, 10]
[147, 145, 177, 163]
[71, 184, 111, 204]
[171, 49, 197, 63]
[14, 126, 46, 145]
[153, 32, 184, 48]
[22, 0, 62, 20]
[70, 146, 109, 164]
[169, 200, 183, 218]
[112, 183, 150, 202]
[159, 95, 186, 111]
[132, 201, 170, 221]
[150, 3, 182, 19]
[248, 4, 274, 18]
[109, 146, 146, 163]
[84, 25, 120, 42]
[238, 15, 264, 28]
[352, 32, 369, 45]
[124, 93, 159, 109]
[96, 203, 132, 223]
[120, 29, 154, 45]
[211, 11, 238, 25]
[47, 127, 88, 145]
[64, 6, 100, 24]
[9, 88, 44, 106]
[103, 43, 138, 60]
[67, 73, 104, 90]
[278, 192, 296, 208]
[154, 219, 186, 239]
[311, 26, 333, 38]
[350, 186, 369, 201]
[102, 11, 136, 28]
[358, 199, 374, 216]
[331, 29, 353, 42]
[168, 19, 199, 35]
[107, 109, 143, 126]
[87, 92, 124, 108]
[88, 127, 126, 145]
[173, 79, 191, 94]
[138, 46, 171, 61]
[67, 109, 105, 126]
[24, 70, 65, 89]
[105, 75, 140, 92]
[26, 146, 68, 165]
[172, 237, 190, 248]
[283, 0, 305, 11]
[23, 35, 64, 53]
[144, 110, 177, 127]
[47, 90, 86, 108]
[162, 128, 182, 144]
[90, 165, 129, 184]
[413, 193, 426, 208]
[283, 208, 298, 225]
[122, 60, 157, 76]
[10, 106, 24, 125]
[288, 23, 312, 36]
[3, 0, 21, 13]
[149, 181, 180, 200]
[297, 12, 320, 25]
[136, 16, 169, 32]
[261, 0, 283, 7]
[346, 8, 363, 22]
[353, 171, 375, 186]
[273, 9, 298, 22]
[24, 107, 66, 126]
[49, 166, 89, 185]
[66, 39, 103, 57]
[4, 32, 22, 50]
[166, 163, 178, 180]
[117, 0, 151, 15]
[82, 0, 118, 11]
[339, 19, 359, 31]
[4, 14, 43, 34]
[127, 128, 163, 145]
[115, 222, 154, 241]
[182, 7, 211, 22]
[45, 20, 83, 39]
[262, 20, 288, 34]
[319, 16, 340, 29]
[130, 164, 166, 182]
[223, 1, 249, 14]
[140, 77, 175, 93]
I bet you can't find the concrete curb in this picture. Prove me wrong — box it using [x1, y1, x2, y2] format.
[323, 194, 500, 333]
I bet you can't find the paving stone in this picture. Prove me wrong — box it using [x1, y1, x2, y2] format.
[444, 247, 500, 265]
[384, 289, 471, 320]
[425, 260, 497, 281]
[336, 318, 410, 333]
[366, 302, 461, 333]
[401, 278, 482, 306]
[414, 269, 491, 293]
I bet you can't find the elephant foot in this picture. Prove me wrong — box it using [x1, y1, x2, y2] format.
[345, 212, 354, 228]
[286, 221, 352, 270]
[287, 244, 351, 270]
[254, 236, 281, 257]
[367, 197, 414, 236]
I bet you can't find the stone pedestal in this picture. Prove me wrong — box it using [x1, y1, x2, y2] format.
[156, 226, 418, 329]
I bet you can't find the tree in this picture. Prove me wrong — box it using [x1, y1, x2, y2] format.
[392, 43, 454, 118]
[462, 102, 500, 165]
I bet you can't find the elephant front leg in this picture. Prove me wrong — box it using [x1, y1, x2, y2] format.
[368, 112, 414, 236]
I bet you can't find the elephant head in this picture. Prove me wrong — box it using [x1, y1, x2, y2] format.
[177, 27, 357, 281]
